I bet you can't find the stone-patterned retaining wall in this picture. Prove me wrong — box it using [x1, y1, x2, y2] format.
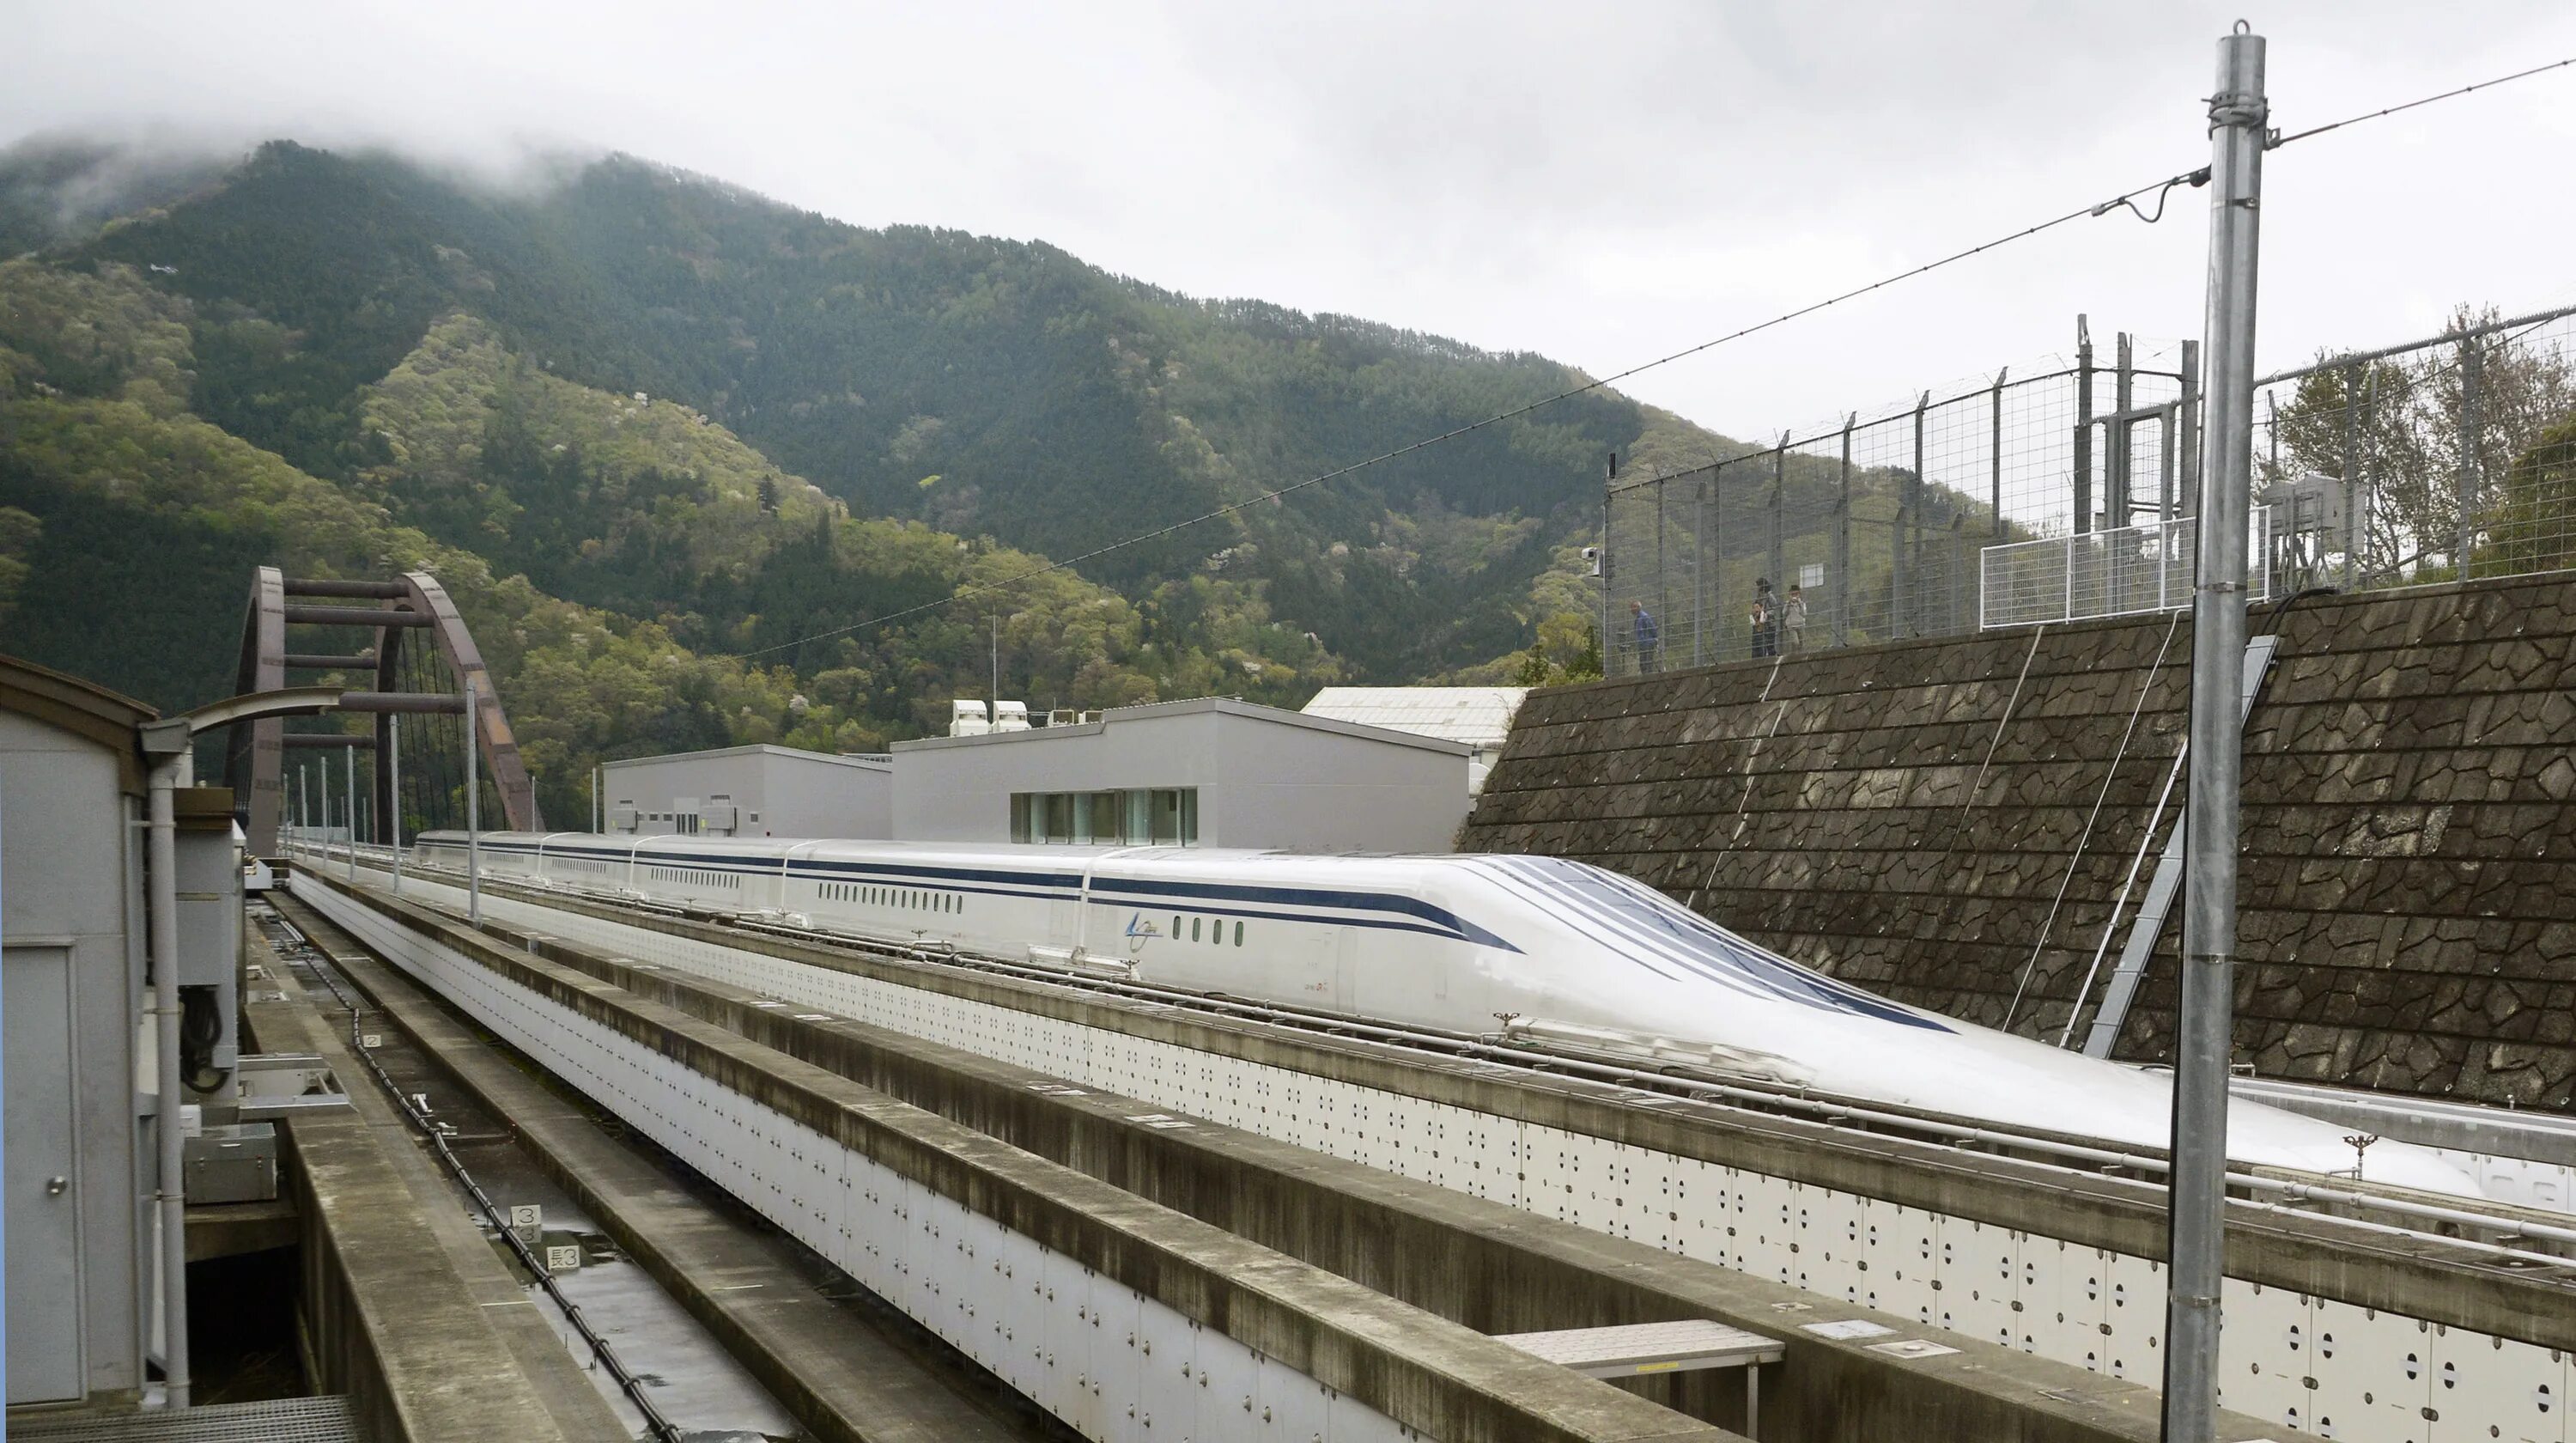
[1461, 574, 2576, 1109]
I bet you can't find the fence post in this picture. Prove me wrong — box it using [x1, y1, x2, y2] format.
[1656, 474, 1668, 666]
[2074, 315, 2095, 533]
[1695, 472, 1711, 667]
[1834, 417, 1853, 648]
[2359, 365, 2379, 581]
[1598, 482, 1612, 676]
[1771, 434, 1788, 627]
[2178, 338, 2201, 519]
[2111, 332, 2136, 527]
[2457, 332, 2483, 578]
[2168, 27, 2265, 1443]
[1990, 368, 2008, 536]
[2341, 362, 2361, 588]
[1905, 390, 1929, 636]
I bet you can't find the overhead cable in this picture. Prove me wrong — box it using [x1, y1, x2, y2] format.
[729, 165, 2208, 661]
[2269, 52, 2576, 149]
[732, 50, 2576, 661]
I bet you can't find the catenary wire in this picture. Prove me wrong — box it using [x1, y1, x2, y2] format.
[728, 164, 2212, 661]
[732, 47, 2576, 663]
[2269, 52, 2576, 149]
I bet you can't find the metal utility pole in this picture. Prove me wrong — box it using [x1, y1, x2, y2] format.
[2166, 25, 2265, 1443]
[465, 674, 482, 927]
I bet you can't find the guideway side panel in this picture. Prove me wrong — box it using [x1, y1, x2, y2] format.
[325, 856, 2573, 1443]
[292, 870, 1731, 1443]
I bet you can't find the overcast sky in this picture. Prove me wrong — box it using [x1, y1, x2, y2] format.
[6, 2, 2573, 443]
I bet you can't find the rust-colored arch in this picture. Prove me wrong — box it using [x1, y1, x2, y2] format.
[229, 566, 543, 852]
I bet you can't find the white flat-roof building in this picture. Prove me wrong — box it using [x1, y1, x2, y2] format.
[891, 696, 1471, 852]
[603, 744, 891, 839]
[1299, 686, 1528, 793]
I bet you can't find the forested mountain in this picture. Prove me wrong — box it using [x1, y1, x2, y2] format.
[0, 134, 1844, 818]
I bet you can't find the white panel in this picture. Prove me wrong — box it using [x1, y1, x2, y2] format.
[319, 868, 2576, 1443]
[293, 876, 1422, 1443]
[1193, 1324, 1261, 1441]
[1135, 1300, 1198, 1440]
[2221, 1276, 2312, 1430]
[2424, 1324, 2567, 1443]
[1256, 1354, 1333, 1443]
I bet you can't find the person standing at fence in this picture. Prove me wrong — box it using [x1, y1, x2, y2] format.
[1629, 600, 1662, 673]
[1784, 584, 1808, 652]
[1751, 579, 1779, 658]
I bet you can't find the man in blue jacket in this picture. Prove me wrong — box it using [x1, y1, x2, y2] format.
[1629, 600, 1661, 673]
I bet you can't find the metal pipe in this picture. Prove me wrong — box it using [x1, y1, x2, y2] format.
[1834, 417, 1852, 648]
[333, 692, 467, 714]
[2074, 315, 2095, 534]
[1905, 393, 1928, 635]
[391, 715, 403, 897]
[2255, 299, 2576, 387]
[2342, 363, 2363, 588]
[1769, 438, 1786, 627]
[2457, 333, 2483, 576]
[280, 604, 430, 628]
[2178, 338, 2202, 520]
[281, 577, 410, 600]
[347, 746, 359, 883]
[465, 675, 482, 927]
[1990, 369, 2007, 537]
[146, 750, 191, 1407]
[280, 654, 378, 670]
[2167, 27, 2265, 1443]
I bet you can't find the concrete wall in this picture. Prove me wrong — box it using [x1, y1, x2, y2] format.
[1, 709, 143, 1405]
[893, 698, 1470, 852]
[1462, 575, 2576, 1111]
[605, 746, 891, 839]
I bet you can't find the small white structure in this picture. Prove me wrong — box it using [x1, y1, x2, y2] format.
[1299, 686, 1528, 794]
[950, 699, 991, 737]
[605, 744, 891, 839]
[892, 696, 1470, 852]
[993, 699, 1031, 733]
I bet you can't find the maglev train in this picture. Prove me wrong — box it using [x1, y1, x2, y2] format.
[413, 830, 2484, 1201]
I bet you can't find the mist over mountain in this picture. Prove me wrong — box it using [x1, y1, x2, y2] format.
[0, 133, 1799, 814]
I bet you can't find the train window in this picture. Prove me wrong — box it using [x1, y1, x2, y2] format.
[1170, 914, 1182, 940]
[1190, 916, 1201, 942]
[1234, 920, 1244, 947]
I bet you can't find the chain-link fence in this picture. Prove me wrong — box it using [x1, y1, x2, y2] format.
[2251, 303, 2576, 594]
[1601, 303, 2576, 675]
[1601, 330, 2192, 673]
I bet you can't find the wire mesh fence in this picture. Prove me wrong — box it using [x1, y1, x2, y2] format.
[1602, 329, 2190, 673]
[2251, 303, 2576, 593]
[1601, 302, 2576, 675]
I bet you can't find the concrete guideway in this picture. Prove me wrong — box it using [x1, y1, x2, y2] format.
[319, 854, 2576, 1443]
[268, 890, 1050, 1443]
[319, 874, 2263, 1441]
[288, 868, 1747, 1443]
[236, 929, 631, 1443]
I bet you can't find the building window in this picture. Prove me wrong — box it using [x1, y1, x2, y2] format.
[1006, 788, 1199, 846]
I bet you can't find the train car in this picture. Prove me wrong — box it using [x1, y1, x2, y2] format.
[414, 830, 2485, 1200]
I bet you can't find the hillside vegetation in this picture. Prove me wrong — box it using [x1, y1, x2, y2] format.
[0, 135, 1948, 816]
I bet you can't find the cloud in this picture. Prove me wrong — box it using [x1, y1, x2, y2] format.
[5, 0, 2573, 441]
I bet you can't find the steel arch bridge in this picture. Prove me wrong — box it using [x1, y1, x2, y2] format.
[228, 566, 542, 854]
